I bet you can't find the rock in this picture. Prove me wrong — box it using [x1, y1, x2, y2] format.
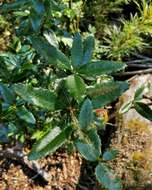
[109, 74, 152, 189]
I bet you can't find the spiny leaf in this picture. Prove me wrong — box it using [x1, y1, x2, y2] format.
[71, 33, 83, 68]
[28, 126, 73, 160]
[82, 36, 94, 65]
[87, 81, 129, 108]
[95, 163, 122, 190]
[65, 75, 86, 103]
[78, 99, 93, 130]
[75, 128, 101, 161]
[79, 61, 126, 77]
[30, 36, 70, 70]
[14, 84, 56, 110]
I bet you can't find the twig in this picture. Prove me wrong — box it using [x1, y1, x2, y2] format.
[133, 53, 152, 60]
[126, 63, 152, 68]
[126, 59, 152, 64]
[0, 148, 49, 182]
[115, 68, 152, 76]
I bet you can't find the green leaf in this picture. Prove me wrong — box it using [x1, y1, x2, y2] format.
[1, 0, 31, 11]
[28, 126, 73, 160]
[65, 75, 86, 103]
[82, 36, 94, 65]
[78, 99, 93, 130]
[119, 101, 132, 114]
[95, 163, 122, 190]
[16, 106, 36, 124]
[32, 0, 45, 14]
[71, 33, 83, 68]
[14, 84, 56, 110]
[75, 128, 101, 161]
[103, 149, 119, 161]
[79, 61, 126, 77]
[134, 84, 150, 102]
[87, 81, 129, 108]
[30, 12, 42, 32]
[0, 84, 15, 104]
[30, 36, 70, 70]
[134, 102, 152, 121]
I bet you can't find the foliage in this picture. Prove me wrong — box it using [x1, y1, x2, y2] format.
[1, 0, 152, 190]
[88, 0, 152, 60]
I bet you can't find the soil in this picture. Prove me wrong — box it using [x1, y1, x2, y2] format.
[0, 150, 100, 190]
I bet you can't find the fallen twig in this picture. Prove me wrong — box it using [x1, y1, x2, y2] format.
[115, 68, 152, 76]
[126, 59, 152, 64]
[126, 63, 152, 68]
[0, 148, 49, 182]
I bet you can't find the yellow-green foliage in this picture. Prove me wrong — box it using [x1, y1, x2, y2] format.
[103, 0, 152, 60]
[0, 15, 12, 52]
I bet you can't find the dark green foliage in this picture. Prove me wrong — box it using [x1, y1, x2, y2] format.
[75, 128, 101, 161]
[78, 99, 93, 130]
[2, 0, 152, 189]
[134, 102, 152, 121]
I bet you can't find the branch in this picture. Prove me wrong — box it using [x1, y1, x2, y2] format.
[126, 63, 152, 68]
[126, 59, 152, 64]
[0, 148, 49, 182]
[115, 68, 152, 76]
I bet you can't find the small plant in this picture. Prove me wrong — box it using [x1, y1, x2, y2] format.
[2, 0, 152, 190]
[89, 0, 152, 60]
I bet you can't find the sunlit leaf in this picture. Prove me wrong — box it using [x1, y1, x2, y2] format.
[28, 126, 73, 160]
[65, 75, 86, 103]
[16, 106, 36, 124]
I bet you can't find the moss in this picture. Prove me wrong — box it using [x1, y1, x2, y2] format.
[127, 118, 149, 133]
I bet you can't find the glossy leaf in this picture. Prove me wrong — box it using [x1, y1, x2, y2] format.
[14, 84, 56, 110]
[87, 81, 129, 108]
[30, 36, 70, 70]
[79, 61, 126, 77]
[75, 128, 101, 161]
[103, 149, 119, 161]
[0, 84, 15, 104]
[65, 75, 86, 103]
[82, 36, 94, 65]
[28, 126, 73, 160]
[95, 163, 122, 190]
[16, 106, 36, 124]
[134, 102, 152, 121]
[78, 99, 93, 130]
[71, 33, 83, 68]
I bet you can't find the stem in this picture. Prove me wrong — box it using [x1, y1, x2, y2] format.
[0, 148, 49, 182]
